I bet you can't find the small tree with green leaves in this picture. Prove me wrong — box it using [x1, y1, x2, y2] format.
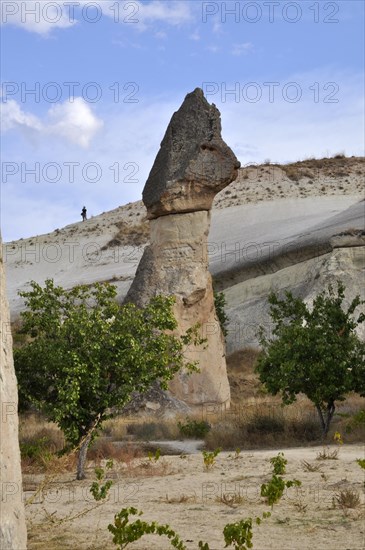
[14, 279, 203, 479]
[256, 282, 365, 438]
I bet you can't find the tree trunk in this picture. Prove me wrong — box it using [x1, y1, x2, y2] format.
[324, 400, 335, 437]
[76, 432, 92, 480]
[315, 401, 335, 440]
[315, 403, 326, 439]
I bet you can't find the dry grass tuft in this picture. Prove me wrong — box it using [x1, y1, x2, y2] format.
[316, 447, 339, 460]
[216, 493, 245, 508]
[334, 488, 361, 509]
[301, 460, 322, 472]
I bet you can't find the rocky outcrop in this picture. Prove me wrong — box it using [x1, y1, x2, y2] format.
[143, 88, 240, 219]
[126, 89, 240, 407]
[0, 238, 27, 549]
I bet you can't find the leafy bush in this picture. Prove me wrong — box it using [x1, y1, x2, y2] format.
[261, 475, 301, 509]
[177, 418, 211, 438]
[108, 507, 187, 549]
[20, 436, 53, 461]
[270, 452, 287, 475]
[108, 507, 271, 550]
[202, 448, 221, 470]
[90, 459, 114, 501]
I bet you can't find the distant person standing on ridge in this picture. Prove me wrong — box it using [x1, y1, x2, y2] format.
[81, 206, 87, 221]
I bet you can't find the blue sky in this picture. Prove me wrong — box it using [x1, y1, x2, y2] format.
[1, 0, 364, 241]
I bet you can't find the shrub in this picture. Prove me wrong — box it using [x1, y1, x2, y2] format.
[270, 452, 287, 475]
[202, 448, 221, 470]
[177, 418, 211, 439]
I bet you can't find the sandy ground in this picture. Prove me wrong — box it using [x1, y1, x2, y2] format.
[24, 444, 365, 550]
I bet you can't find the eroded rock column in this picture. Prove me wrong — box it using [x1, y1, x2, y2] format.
[126, 88, 240, 407]
[0, 239, 27, 549]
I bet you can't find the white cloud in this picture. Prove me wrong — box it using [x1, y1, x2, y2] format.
[1, 1, 75, 36]
[0, 99, 43, 132]
[231, 42, 254, 56]
[135, 1, 192, 27]
[1, 97, 103, 148]
[47, 98, 104, 148]
[2, 1, 193, 36]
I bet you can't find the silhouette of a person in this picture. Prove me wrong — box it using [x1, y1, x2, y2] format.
[81, 206, 87, 221]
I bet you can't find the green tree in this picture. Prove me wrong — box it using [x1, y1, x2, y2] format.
[256, 282, 365, 438]
[14, 279, 202, 479]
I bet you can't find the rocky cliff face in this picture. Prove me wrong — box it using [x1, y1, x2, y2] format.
[0, 238, 27, 549]
[209, 201, 365, 354]
[126, 88, 240, 406]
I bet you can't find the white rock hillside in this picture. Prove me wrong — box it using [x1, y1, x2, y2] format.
[3, 156, 364, 410]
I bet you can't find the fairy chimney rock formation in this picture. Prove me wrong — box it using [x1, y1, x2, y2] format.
[126, 88, 240, 407]
[143, 87, 240, 219]
[0, 239, 27, 549]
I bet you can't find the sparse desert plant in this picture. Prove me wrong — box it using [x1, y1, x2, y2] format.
[261, 475, 301, 509]
[356, 458, 365, 469]
[217, 493, 245, 508]
[270, 452, 287, 475]
[333, 431, 344, 445]
[334, 488, 361, 510]
[148, 448, 161, 462]
[90, 459, 114, 501]
[301, 460, 322, 472]
[316, 447, 339, 460]
[292, 499, 308, 513]
[202, 448, 221, 470]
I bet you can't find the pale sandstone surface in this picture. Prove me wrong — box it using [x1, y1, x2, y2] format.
[0, 239, 27, 549]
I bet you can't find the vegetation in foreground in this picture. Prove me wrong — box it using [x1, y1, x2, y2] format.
[14, 279, 204, 479]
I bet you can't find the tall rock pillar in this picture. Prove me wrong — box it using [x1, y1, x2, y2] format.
[126, 88, 240, 407]
[0, 238, 27, 549]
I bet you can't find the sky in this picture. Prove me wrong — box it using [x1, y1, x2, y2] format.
[1, 0, 364, 241]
